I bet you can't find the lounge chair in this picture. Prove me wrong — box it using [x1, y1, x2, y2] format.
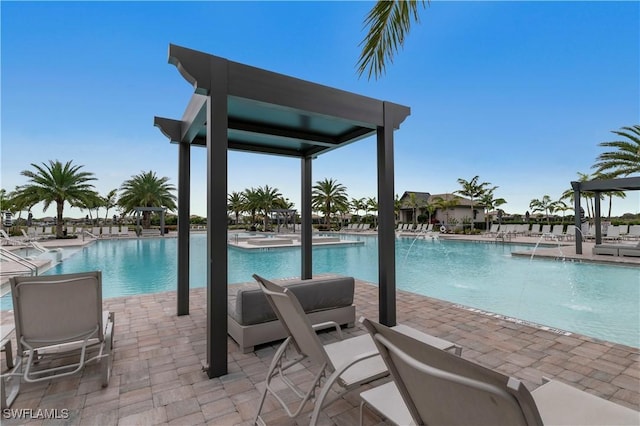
[592, 244, 620, 256]
[0, 229, 26, 246]
[619, 241, 640, 257]
[604, 225, 621, 241]
[551, 224, 565, 240]
[624, 224, 640, 240]
[2, 271, 115, 408]
[529, 224, 542, 237]
[251, 274, 460, 426]
[360, 318, 639, 426]
[485, 223, 500, 237]
[564, 225, 576, 241]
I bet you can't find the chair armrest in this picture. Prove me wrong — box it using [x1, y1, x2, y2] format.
[312, 321, 343, 340]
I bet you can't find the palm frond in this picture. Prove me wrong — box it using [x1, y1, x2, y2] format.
[357, 0, 427, 80]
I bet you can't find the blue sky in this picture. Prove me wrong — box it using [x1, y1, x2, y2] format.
[2, 1, 639, 218]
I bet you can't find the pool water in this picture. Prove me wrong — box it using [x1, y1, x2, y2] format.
[1, 234, 638, 348]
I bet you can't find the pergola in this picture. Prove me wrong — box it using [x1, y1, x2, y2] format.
[154, 44, 410, 378]
[571, 176, 640, 253]
[133, 207, 166, 236]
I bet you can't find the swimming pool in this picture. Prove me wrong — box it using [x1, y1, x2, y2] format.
[2, 234, 638, 348]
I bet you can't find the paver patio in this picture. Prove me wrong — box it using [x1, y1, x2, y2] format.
[1, 279, 638, 425]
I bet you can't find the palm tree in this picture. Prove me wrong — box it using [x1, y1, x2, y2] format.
[405, 192, 423, 226]
[118, 171, 177, 229]
[255, 185, 282, 231]
[562, 172, 598, 220]
[366, 197, 378, 227]
[228, 191, 246, 226]
[424, 202, 437, 225]
[593, 125, 640, 177]
[394, 194, 402, 223]
[479, 190, 507, 231]
[243, 188, 262, 228]
[102, 189, 119, 221]
[312, 178, 349, 225]
[351, 197, 366, 222]
[552, 199, 571, 223]
[17, 160, 99, 237]
[432, 195, 459, 227]
[455, 176, 496, 231]
[357, 0, 429, 80]
[529, 195, 554, 224]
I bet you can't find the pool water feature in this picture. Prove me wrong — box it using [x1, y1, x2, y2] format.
[1, 234, 637, 348]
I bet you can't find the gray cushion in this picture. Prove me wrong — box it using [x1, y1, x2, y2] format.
[228, 277, 355, 326]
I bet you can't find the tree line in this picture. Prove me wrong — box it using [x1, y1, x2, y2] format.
[2, 126, 637, 237]
[1, 161, 176, 238]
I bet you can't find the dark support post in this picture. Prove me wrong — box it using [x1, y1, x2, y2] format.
[594, 191, 602, 245]
[377, 102, 396, 326]
[177, 141, 191, 315]
[301, 156, 312, 279]
[205, 59, 228, 378]
[571, 182, 582, 254]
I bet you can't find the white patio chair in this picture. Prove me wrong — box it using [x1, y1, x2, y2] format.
[2, 272, 115, 408]
[360, 318, 638, 426]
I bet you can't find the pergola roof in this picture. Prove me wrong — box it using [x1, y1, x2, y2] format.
[155, 44, 408, 158]
[571, 176, 640, 192]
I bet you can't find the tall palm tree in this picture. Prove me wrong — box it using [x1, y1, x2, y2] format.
[366, 196, 378, 226]
[228, 191, 246, 226]
[357, 0, 429, 80]
[118, 171, 177, 229]
[17, 160, 99, 237]
[479, 190, 507, 231]
[593, 125, 640, 177]
[312, 178, 349, 225]
[242, 187, 262, 227]
[405, 192, 423, 225]
[529, 195, 554, 224]
[102, 189, 119, 221]
[350, 197, 366, 222]
[255, 185, 282, 231]
[455, 176, 496, 231]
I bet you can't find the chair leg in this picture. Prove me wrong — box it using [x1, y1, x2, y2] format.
[102, 312, 115, 387]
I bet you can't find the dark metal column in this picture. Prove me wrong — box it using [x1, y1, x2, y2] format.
[571, 182, 582, 254]
[177, 141, 191, 315]
[594, 191, 602, 245]
[301, 156, 312, 279]
[377, 102, 396, 326]
[205, 59, 228, 378]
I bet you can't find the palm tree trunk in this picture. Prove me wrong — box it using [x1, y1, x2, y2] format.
[56, 201, 64, 238]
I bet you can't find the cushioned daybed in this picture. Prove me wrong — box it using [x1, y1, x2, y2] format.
[227, 276, 356, 353]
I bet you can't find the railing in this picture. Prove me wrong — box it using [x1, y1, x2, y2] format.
[0, 248, 38, 276]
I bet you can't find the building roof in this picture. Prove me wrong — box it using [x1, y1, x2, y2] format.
[399, 192, 481, 208]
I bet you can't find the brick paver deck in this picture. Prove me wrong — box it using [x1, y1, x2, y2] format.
[1, 280, 638, 425]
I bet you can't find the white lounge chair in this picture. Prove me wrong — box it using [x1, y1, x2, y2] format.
[624, 224, 640, 240]
[251, 274, 460, 426]
[118, 226, 130, 237]
[619, 241, 640, 257]
[2, 272, 115, 408]
[604, 225, 621, 241]
[485, 223, 500, 237]
[0, 229, 26, 246]
[360, 318, 639, 426]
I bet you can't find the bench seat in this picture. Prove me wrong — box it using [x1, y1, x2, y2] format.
[228, 276, 356, 353]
